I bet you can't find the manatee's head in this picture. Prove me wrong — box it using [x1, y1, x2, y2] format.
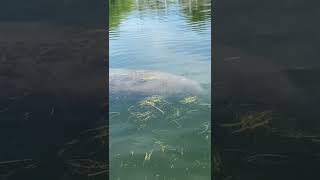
[133, 71, 205, 97]
[162, 75, 204, 96]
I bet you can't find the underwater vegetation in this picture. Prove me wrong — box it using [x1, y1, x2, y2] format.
[0, 159, 36, 179]
[109, 95, 211, 180]
[4, 97, 320, 180]
[214, 105, 320, 180]
[54, 94, 211, 179]
[109, 0, 211, 178]
[127, 95, 210, 130]
[56, 124, 107, 179]
[0, 24, 106, 180]
[221, 111, 272, 134]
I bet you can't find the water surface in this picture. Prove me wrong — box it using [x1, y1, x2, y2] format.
[109, 0, 211, 179]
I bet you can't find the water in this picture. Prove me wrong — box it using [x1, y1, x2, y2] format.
[110, 0, 211, 84]
[213, 1, 320, 179]
[109, 0, 211, 179]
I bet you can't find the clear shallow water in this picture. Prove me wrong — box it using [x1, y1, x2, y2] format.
[109, 0, 211, 179]
[110, 0, 211, 84]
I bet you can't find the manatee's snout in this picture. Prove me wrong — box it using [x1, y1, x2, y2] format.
[179, 78, 204, 95]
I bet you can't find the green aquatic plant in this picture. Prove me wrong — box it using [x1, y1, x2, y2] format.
[65, 159, 107, 177]
[0, 159, 36, 179]
[109, 94, 211, 179]
[129, 111, 155, 129]
[58, 124, 108, 157]
[144, 150, 153, 161]
[127, 95, 171, 129]
[109, 112, 121, 121]
[221, 111, 272, 134]
[246, 154, 289, 164]
[199, 121, 211, 140]
[153, 138, 170, 153]
[180, 96, 199, 104]
[57, 124, 108, 178]
[274, 128, 320, 140]
[127, 95, 212, 130]
[138, 95, 168, 114]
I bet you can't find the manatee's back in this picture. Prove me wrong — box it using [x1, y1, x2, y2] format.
[109, 68, 204, 97]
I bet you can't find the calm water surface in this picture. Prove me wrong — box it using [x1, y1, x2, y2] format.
[110, 0, 211, 84]
[109, 0, 211, 179]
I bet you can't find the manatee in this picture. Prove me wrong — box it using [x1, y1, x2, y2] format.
[109, 68, 204, 98]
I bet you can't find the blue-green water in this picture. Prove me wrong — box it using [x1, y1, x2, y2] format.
[109, 0, 211, 179]
[110, 0, 211, 84]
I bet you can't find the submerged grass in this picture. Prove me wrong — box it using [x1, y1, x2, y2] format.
[109, 95, 211, 180]
[51, 94, 211, 179]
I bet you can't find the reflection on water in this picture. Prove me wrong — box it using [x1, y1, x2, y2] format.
[109, 0, 134, 31]
[109, 0, 211, 179]
[110, 0, 211, 84]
